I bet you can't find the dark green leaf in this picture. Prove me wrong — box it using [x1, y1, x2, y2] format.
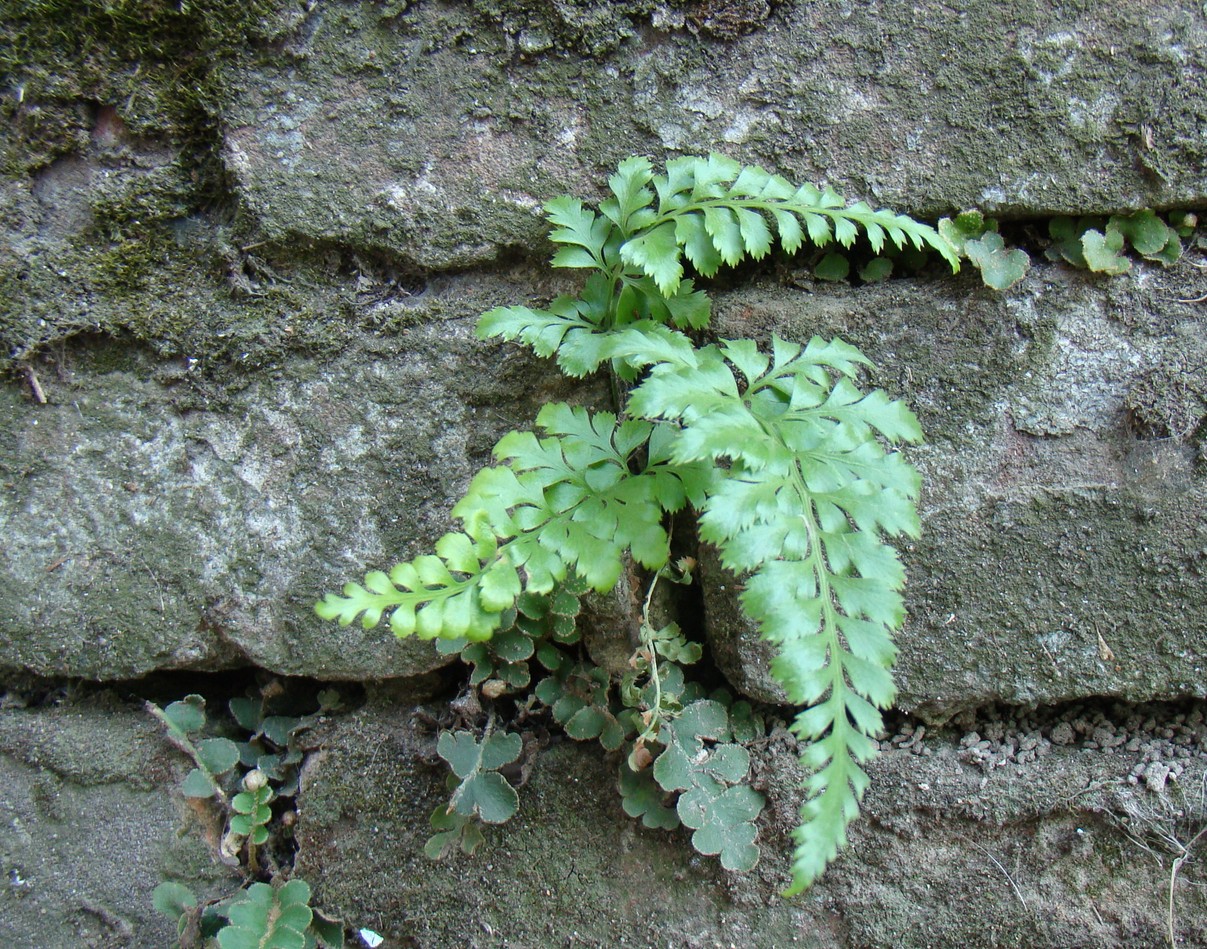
[196, 738, 240, 775]
[451, 771, 519, 824]
[181, 768, 216, 798]
[163, 695, 206, 735]
[618, 762, 681, 830]
[229, 697, 262, 733]
[152, 881, 196, 919]
[1109, 209, 1172, 256]
[858, 257, 892, 282]
[813, 252, 850, 282]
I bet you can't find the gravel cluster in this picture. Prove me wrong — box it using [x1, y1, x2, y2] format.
[872, 702, 1207, 792]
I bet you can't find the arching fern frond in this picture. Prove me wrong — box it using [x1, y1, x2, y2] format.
[316, 403, 705, 640]
[623, 332, 921, 892]
[602, 153, 960, 296]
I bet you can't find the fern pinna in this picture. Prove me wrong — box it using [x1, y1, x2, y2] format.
[318, 155, 956, 893]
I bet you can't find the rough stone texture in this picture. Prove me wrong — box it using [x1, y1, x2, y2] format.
[220, 0, 1207, 272]
[0, 285, 598, 680]
[0, 690, 236, 949]
[702, 259, 1207, 720]
[293, 696, 1207, 949]
[2, 2, 1207, 946]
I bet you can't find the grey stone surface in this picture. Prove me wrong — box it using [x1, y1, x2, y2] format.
[703, 260, 1207, 719]
[0, 293, 596, 680]
[220, 0, 1207, 271]
[2, 2, 1207, 944]
[293, 696, 1207, 948]
[0, 690, 235, 949]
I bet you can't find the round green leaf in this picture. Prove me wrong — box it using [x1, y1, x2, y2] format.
[436, 731, 481, 779]
[181, 768, 217, 798]
[618, 764, 681, 830]
[1110, 209, 1171, 256]
[453, 771, 519, 824]
[479, 730, 522, 771]
[228, 697, 262, 733]
[964, 233, 1031, 290]
[704, 743, 751, 784]
[813, 252, 850, 282]
[858, 257, 893, 282]
[492, 629, 535, 663]
[564, 705, 607, 740]
[1081, 228, 1130, 275]
[196, 738, 240, 775]
[675, 700, 731, 743]
[424, 828, 459, 860]
[152, 881, 196, 918]
[163, 696, 206, 735]
[261, 716, 302, 748]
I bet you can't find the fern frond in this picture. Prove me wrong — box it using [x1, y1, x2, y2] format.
[477, 273, 612, 378]
[218, 880, 313, 949]
[546, 196, 612, 270]
[601, 156, 658, 235]
[323, 155, 934, 896]
[620, 153, 959, 295]
[318, 404, 698, 640]
[624, 332, 920, 893]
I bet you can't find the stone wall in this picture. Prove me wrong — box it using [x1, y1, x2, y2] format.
[1, 1, 1205, 946]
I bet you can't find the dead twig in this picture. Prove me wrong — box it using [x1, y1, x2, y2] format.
[1168, 823, 1207, 949]
[1166, 771, 1207, 949]
[971, 841, 1029, 912]
[20, 365, 47, 404]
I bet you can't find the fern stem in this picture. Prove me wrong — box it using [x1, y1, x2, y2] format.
[790, 464, 849, 717]
[144, 701, 230, 805]
[636, 567, 667, 742]
[659, 197, 926, 240]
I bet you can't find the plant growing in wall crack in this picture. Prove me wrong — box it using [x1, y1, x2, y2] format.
[149, 687, 346, 947]
[319, 154, 958, 893]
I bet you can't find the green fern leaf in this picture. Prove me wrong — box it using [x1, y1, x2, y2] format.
[619, 221, 683, 296]
[602, 156, 656, 234]
[218, 881, 312, 949]
[620, 331, 920, 893]
[546, 196, 612, 269]
[675, 212, 725, 276]
[613, 153, 959, 295]
[476, 296, 611, 378]
[319, 402, 706, 635]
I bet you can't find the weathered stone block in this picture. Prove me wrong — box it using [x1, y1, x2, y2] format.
[0, 691, 235, 948]
[220, 0, 1207, 271]
[0, 298, 595, 680]
[293, 697, 1205, 947]
[702, 260, 1207, 720]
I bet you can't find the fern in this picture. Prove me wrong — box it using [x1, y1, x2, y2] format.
[218, 881, 314, 949]
[319, 155, 944, 894]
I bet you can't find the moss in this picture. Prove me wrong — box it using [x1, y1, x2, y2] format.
[469, 0, 659, 57]
[0, 216, 360, 376]
[0, 0, 375, 371]
[1, 0, 292, 181]
[1125, 345, 1207, 443]
[88, 163, 198, 238]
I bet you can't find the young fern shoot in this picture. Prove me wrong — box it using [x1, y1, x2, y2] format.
[318, 154, 953, 893]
